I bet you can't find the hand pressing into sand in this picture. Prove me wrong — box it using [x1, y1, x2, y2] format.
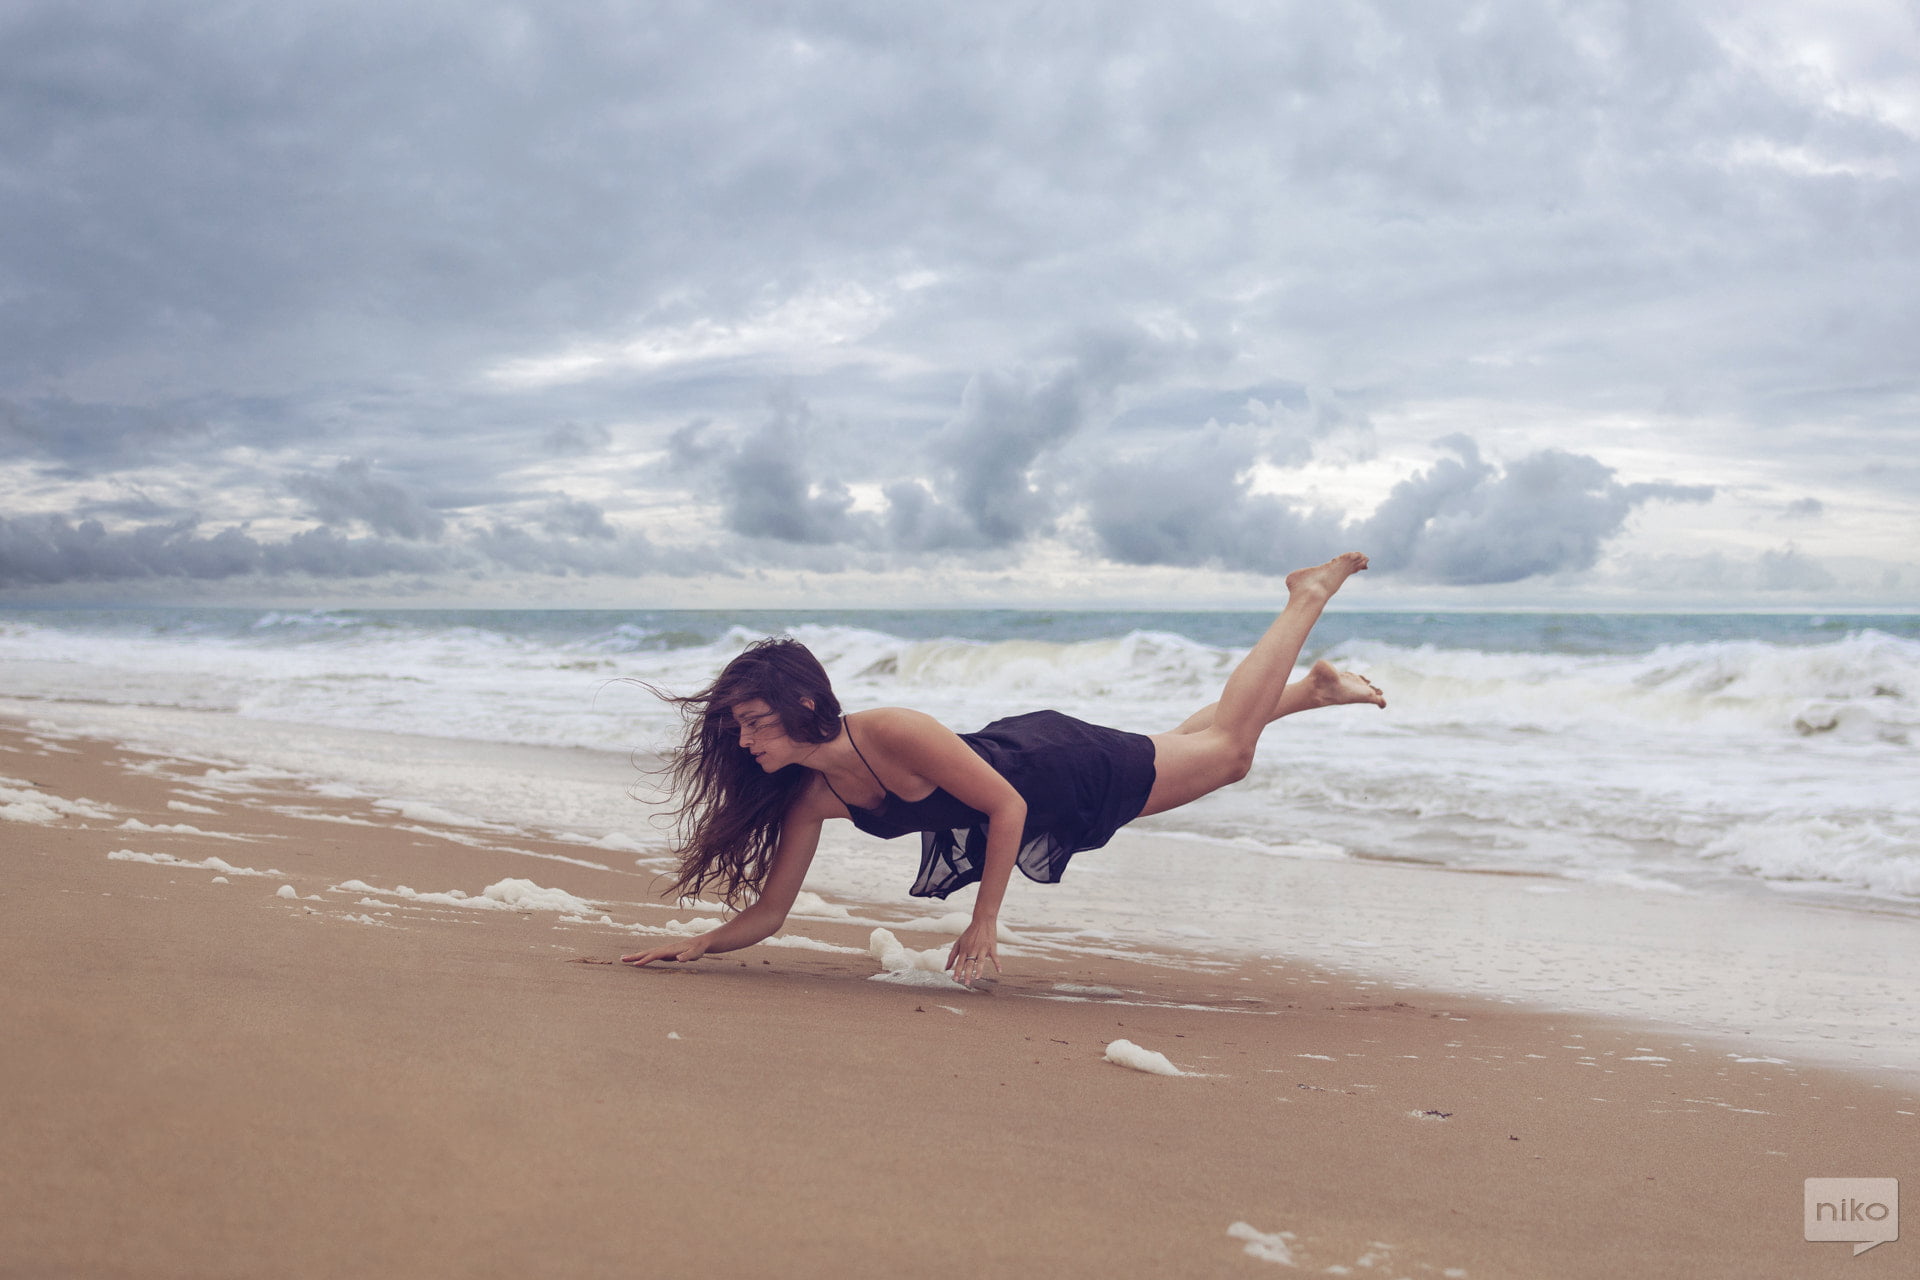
[621, 937, 713, 967]
[945, 919, 1001, 988]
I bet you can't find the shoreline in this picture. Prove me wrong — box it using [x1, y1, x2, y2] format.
[4, 712, 1917, 1277]
[9, 693, 1918, 1080]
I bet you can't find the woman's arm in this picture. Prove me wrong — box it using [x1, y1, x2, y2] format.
[860, 709, 1027, 986]
[620, 788, 828, 968]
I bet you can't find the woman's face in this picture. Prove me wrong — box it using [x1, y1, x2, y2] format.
[730, 699, 799, 771]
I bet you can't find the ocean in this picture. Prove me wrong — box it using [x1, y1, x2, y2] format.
[3, 605, 1916, 913]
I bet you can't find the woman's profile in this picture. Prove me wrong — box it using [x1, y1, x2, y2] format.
[622, 551, 1385, 985]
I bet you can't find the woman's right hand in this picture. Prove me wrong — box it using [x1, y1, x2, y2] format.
[620, 935, 713, 967]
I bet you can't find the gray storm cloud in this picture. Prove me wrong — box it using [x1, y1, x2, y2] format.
[660, 367, 1711, 586]
[664, 333, 1166, 556]
[0, 515, 448, 586]
[696, 329, 1175, 554]
[286, 459, 446, 541]
[541, 423, 613, 457]
[1, 397, 204, 472]
[1357, 438, 1714, 584]
[538, 496, 618, 541]
[1083, 427, 1347, 573]
[917, 327, 1176, 549]
[886, 364, 1101, 551]
[0, 507, 662, 588]
[672, 394, 865, 546]
[1087, 433, 1713, 585]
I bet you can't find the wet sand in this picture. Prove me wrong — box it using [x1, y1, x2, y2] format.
[2, 714, 1913, 1278]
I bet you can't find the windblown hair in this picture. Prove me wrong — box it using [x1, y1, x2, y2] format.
[657, 637, 842, 908]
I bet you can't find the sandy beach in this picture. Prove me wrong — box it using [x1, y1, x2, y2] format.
[3, 712, 1914, 1279]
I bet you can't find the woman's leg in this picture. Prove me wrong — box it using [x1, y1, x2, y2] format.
[1167, 661, 1386, 735]
[1138, 552, 1381, 817]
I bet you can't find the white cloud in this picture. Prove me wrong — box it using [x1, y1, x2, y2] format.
[482, 281, 901, 388]
[1702, 0, 1920, 136]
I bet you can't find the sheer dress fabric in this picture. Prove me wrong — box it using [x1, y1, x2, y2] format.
[829, 710, 1157, 899]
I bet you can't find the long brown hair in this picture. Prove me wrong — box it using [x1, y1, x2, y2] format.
[656, 637, 842, 908]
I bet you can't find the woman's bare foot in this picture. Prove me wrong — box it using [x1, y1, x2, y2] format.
[1285, 551, 1369, 602]
[1305, 659, 1386, 708]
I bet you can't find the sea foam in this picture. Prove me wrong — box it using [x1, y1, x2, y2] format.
[2, 610, 1915, 907]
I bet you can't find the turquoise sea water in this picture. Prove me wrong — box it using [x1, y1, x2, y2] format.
[7, 604, 1911, 651]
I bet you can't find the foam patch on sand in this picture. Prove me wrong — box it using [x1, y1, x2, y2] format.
[392, 825, 492, 848]
[1225, 1222, 1296, 1265]
[659, 916, 724, 935]
[1, 777, 115, 824]
[1103, 1039, 1184, 1076]
[1016, 992, 1276, 1017]
[391, 829, 611, 870]
[21, 722, 81, 752]
[465, 878, 603, 913]
[109, 850, 287, 877]
[331, 877, 598, 913]
[265, 806, 385, 828]
[561, 913, 697, 936]
[372, 798, 510, 830]
[555, 914, 862, 956]
[195, 764, 303, 792]
[759, 934, 867, 954]
[890, 910, 975, 934]
[117, 818, 261, 842]
[522, 849, 612, 870]
[867, 928, 969, 990]
[889, 910, 1025, 942]
[790, 891, 854, 918]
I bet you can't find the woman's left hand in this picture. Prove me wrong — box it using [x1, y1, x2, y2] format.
[946, 918, 1002, 987]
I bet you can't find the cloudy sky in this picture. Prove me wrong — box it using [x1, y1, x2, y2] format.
[2, 0, 1915, 609]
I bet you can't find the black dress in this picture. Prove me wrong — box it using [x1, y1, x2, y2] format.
[824, 711, 1158, 899]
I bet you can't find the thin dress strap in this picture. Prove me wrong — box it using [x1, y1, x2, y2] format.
[821, 720, 888, 811]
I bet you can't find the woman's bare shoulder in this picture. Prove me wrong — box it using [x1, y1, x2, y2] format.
[849, 707, 976, 777]
[849, 705, 951, 739]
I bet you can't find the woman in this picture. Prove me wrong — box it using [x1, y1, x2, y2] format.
[621, 551, 1384, 986]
